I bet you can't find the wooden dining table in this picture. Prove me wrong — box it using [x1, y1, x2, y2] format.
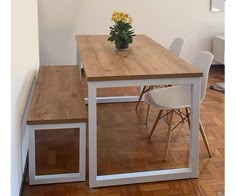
[76, 35, 203, 188]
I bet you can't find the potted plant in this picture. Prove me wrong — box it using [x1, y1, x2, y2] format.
[108, 11, 135, 50]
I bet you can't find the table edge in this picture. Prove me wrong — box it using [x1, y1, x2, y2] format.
[85, 73, 203, 81]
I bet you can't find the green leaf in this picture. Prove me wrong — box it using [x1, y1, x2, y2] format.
[108, 21, 135, 45]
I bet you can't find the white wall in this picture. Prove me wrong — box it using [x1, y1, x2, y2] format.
[0, 1, 11, 195]
[12, 0, 39, 195]
[38, 0, 224, 65]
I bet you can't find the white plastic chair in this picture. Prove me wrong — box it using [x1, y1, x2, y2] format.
[135, 38, 184, 111]
[144, 51, 214, 160]
[169, 37, 185, 56]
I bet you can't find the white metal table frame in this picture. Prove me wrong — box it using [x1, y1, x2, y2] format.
[87, 76, 201, 188]
[28, 122, 86, 185]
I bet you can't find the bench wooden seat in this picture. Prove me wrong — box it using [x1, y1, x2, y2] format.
[27, 65, 87, 185]
[27, 65, 87, 125]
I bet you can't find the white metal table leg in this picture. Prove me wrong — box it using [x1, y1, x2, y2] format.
[88, 83, 97, 187]
[189, 78, 201, 177]
[87, 77, 201, 188]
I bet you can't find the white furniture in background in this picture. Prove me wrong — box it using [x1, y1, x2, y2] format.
[213, 35, 225, 65]
[144, 51, 214, 160]
[168, 37, 185, 56]
[211, 0, 225, 12]
[135, 37, 185, 110]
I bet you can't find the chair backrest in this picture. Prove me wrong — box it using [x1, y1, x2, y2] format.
[169, 38, 184, 56]
[192, 51, 214, 102]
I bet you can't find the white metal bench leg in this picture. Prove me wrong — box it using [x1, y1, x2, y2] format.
[28, 123, 86, 185]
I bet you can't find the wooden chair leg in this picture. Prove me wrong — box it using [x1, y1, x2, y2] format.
[164, 110, 174, 161]
[149, 110, 163, 138]
[135, 86, 147, 110]
[166, 110, 170, 125]
[185, 107, 191, 128]
[199, 120, 213, 157]
[178, 108, 184, 122]
[145, 104, 151, 124]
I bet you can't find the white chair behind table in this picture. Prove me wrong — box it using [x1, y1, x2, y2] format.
[144, 51, 214, 161]
[169, 37, 185, 56]
[135, 37, 184, 111]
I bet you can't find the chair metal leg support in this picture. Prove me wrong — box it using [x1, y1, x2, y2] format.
[164, 110, 174, 161]
[199, 121, 213, 157]
[149, 110, 163, 138]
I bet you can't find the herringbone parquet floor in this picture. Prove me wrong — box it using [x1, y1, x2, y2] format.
[23, 65, 224, 196]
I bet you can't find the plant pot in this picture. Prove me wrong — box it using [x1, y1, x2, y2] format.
[115, 40, 129, 50]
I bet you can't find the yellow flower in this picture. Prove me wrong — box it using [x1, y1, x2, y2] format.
[111, 11, 132, 24]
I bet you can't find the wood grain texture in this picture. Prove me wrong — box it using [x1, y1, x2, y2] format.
[23, 65, 224, 196]
[76, 35, 203, 81]
[27, 65, 87, 125]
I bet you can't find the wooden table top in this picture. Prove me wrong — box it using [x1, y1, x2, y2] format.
[76, 35, 203, 81]
[27, 65, 87, 125]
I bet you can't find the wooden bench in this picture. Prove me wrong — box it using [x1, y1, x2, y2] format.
[27, 65, 87, 185]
